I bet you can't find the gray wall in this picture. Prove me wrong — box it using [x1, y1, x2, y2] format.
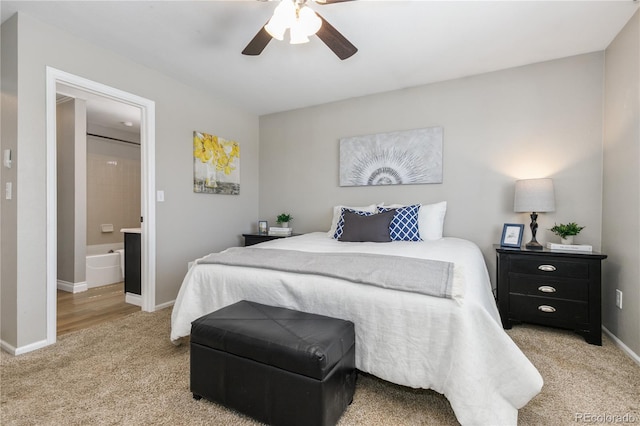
[259, 53, 606, 290]
[603, 10, 640, 356]
[0, 13, 259, 350]
[1, 15, 19, 347]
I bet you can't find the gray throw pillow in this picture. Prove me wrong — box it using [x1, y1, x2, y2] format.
[339, 209, 395, 242]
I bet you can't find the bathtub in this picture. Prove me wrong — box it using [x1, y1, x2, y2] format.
[86, 243, 124, 288]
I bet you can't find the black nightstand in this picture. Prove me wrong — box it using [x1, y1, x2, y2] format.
[242, 233, 299, 247]
[495, 245, 607, 345]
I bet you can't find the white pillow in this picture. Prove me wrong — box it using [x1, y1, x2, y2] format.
[419, 201, 447, 240]
[327, 204, 379, 238]
[380, 201, 447, 240]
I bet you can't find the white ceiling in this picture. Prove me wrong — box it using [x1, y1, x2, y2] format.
[2, 0, 639, 125]
[56, 86, 142, 135]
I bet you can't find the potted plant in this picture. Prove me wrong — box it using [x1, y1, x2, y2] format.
[277, 213, 293, 228]
[549, 222, 585, 245]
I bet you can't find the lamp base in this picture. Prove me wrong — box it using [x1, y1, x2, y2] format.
[526, 212, 543, 250]
[525, 240, 543, 250]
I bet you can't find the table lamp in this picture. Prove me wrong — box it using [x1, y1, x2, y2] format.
[514, 178, 555, 250]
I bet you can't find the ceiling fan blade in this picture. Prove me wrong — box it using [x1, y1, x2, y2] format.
[242, 23, 272, 56]
[315, 14, 357, 60]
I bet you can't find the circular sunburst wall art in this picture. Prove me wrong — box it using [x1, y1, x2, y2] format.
[339, 127, 443, 187]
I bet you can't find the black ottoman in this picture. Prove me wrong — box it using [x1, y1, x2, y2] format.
[190, 300, 357, 426]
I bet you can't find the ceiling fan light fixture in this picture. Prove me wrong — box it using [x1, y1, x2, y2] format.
[289, 22, 310, 44]
[273, 0, 296, 26]
[298, 6, 322, 36]
[264, 18, 286, 40]
[264, 0, 321, 44]
[264, 0, 295, 40]
[244, 0, 357, 60]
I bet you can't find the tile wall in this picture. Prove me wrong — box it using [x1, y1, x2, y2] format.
[86, 137, 141, 245]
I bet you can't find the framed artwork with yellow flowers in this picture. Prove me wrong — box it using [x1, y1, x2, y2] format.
[193, 131, 240, 195]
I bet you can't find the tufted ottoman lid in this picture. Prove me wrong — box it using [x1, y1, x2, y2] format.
[191, 300, 355, 381]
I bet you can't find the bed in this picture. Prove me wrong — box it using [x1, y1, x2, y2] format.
[171, 204, 543, 425]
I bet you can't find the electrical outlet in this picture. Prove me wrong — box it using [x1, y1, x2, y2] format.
[615, 289, 623, 309]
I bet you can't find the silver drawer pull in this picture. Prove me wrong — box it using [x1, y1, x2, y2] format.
[538, 285, 557, 293]
[538, 305, 556, 313]
[538, 264, 557, 272]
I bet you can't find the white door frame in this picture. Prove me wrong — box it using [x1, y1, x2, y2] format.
[45, 67, 156, 345]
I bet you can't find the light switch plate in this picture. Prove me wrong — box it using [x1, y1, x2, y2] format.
[4, 149, 12, 168]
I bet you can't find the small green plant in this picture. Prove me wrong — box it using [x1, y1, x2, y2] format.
[277, 213, 293, 224]
[549, 222, 585, 238]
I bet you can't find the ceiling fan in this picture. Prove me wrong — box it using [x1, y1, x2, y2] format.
[242, 0, 358, 60]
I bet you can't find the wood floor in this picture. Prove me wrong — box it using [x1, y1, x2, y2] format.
[57, 282, 140, 336]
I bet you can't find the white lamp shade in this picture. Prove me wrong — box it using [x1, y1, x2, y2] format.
[514, 178, 555, 213]
[273, 0, 296, 27]
[265, 18, 287, 40]
[264, 0, 296, 40]
[298, 6, 322, 36]
[289, 22, 310, 44]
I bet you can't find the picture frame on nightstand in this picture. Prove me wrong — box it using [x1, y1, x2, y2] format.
[500, 223, 524, 248]
[258, 220, 268, 235]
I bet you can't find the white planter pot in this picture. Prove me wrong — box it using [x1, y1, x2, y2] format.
[561, 236, 574, 245]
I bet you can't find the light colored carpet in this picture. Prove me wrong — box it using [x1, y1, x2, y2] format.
[1, 308, 638, 425]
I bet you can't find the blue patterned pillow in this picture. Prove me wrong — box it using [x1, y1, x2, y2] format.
[333, 208, 375, 239]
[377, 204, 421, 241]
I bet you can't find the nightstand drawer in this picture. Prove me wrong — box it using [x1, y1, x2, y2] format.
[509, 273, 588, 301]
[509, 294, 588, 324]
[510, 256, 589, 279]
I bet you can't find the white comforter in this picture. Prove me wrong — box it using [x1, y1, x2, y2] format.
[171, 232, 543, 425]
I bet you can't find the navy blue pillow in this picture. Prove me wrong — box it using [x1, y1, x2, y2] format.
[377, 204, 421, 241]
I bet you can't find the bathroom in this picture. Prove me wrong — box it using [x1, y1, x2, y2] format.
[56, 92, 142, 327]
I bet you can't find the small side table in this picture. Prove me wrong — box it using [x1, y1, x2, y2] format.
[242, 233, 299, 247]
[495, 245, 607, 345]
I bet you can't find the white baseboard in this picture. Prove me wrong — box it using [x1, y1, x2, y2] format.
[57, 280, 87, 293]
[602, 326, 640, 367]
[124, 293, 173, 311]
[125, 292, 142, 307]
[86, 280, 120, 289]
[1, 338, 50, 356]
[155, 299, 175, 310]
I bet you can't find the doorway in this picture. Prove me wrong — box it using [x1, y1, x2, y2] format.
[45, 67, 157, 346]
[55, 92, 142, 335]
